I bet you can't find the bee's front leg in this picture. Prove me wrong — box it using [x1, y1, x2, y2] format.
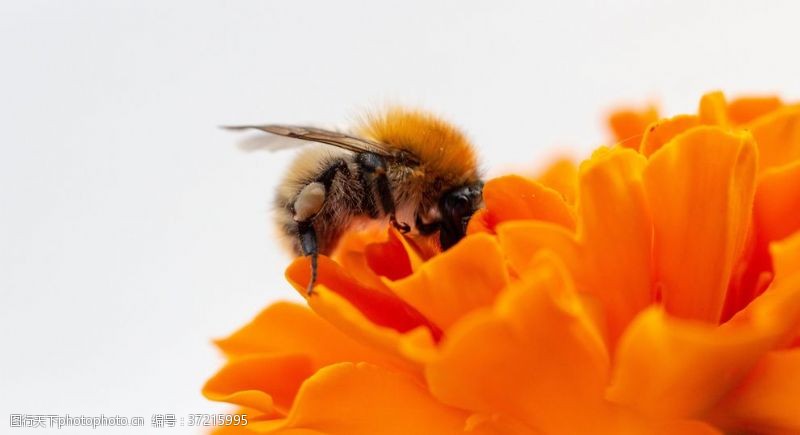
[355, 152, 410, 233]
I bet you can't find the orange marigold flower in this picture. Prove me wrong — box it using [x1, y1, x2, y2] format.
[204, 91, 800, 435]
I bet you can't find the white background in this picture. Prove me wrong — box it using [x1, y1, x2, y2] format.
[1, 1, 799, 434]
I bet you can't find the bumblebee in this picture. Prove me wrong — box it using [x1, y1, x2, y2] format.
[228, 108, 483, 293]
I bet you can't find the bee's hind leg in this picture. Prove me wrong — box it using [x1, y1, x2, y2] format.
[297, 220, 318, 296]
[292, 180, 328, 296]
[291, 160, 349, 295]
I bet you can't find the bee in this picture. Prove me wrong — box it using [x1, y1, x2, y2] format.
[227, 108, 484, 294]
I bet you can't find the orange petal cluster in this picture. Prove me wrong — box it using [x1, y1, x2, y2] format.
[205, 92, 800, 434]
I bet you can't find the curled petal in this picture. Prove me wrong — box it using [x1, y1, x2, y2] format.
[215, 302, 399, 369]
[203, 354, 311, 414]
[713, 349, 800, 433]
[471, 175, 576, 234]
[496, 221, 581, 281]
[640, 115, 699, 157]
[385, 234, 509, 330]
[698, 91, 729, 126]
[725, 161, 800, 319]
[535, 157, 578, 204]
[607, 307, 778, 419]
[303, 284, 430, 373]
[610, 233, 800, 421]
[333, 228, 397, 290]
[608, 105, 659, 147]
[578, 147, 653, 342]
[264, 362, 482, 435]
[333, 228, 431, 290]
[755, 160, 800, 244]
[644, 126, 757, 322]
[424, 252, 617, 433]
[371, 228, 437, 280]
[363, 228, 418, 281]
[745, 104, 800, 171]
[772, 230, 800, 284]
[466, 208, 493, 235]
[727, 96, 783, 125]
[708, 232, 800, 432]
[286, 256, 441, 340]
[740, 233, 800, 348]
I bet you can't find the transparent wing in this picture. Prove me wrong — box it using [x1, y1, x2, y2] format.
[223, 124, 394, 157]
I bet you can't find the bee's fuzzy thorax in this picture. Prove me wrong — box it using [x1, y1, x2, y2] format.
[357, 108, 480, 184]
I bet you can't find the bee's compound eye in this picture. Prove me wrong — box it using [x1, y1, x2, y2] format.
[439, 185, 481, 250]
[448, 195, 470, 214]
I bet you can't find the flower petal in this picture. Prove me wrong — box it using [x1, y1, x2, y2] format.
[607, 307, 778, 419]
[464, 413, 542, 435]
[644, 126, 757, 322]
[203, 354, 312, 414]
[424, 252, 620, 433]
[727, 96, 783, 125]
[215, 302, 399, 369]
[472, 175, 576, 234]
[302, 284, 430, 373]
[724, 161, 800, 319]
[754, 160, 800, 244]
[708, 232, 800, 432]
[640, 115, 699, 157]
[535, 157, 578, 204]
[385, 233, 509, 330]
[653, 420, 723, 435]
[713, 349, 800, 433]
[610, 231, 800, 422]
[332, 227, 432, 289]
[265, 362, 481, 435]
[608, 105, 659, 147]
[578, 147, 653, 342]
[745, 104, 800, 171]
[212, 419, 291, 435]
[363, 228, 415, 281]
[772, 230, 800, 284]
[698, 91, 729, 126]
[285, 256, 441, 340]
[739, 233, 800, 348]
[496, 221, 581, 281]
[368, 227, 433, 274]
[465, 208, 493, 235]
[258, 429, 323, 435]
[332, 228, 394, 290]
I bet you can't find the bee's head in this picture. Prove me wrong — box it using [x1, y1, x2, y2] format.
[438, 180, 484, 250]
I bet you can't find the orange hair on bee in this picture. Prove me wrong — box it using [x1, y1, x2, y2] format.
[358, 108, 480, 182]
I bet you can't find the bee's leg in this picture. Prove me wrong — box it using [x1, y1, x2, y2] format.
[356, 152, 411, 233]
[296, 220, 318, 295]
[293, 183, 322, 296]
[293, 160, 350, 295]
